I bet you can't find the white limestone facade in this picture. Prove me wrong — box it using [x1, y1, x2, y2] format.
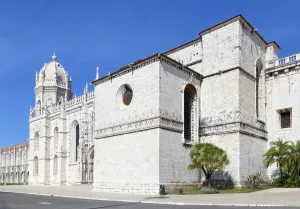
[0, 142, 29, 184]
[28, 54, 95, 185]
[0, 14, 298, 193]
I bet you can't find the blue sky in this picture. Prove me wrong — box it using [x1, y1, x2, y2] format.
[0, 0, 299, 147]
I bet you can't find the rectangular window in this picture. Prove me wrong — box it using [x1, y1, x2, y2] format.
[289, 56, 296, 62]
[280, 109, 292, 129]
[279, 59, 286, 65]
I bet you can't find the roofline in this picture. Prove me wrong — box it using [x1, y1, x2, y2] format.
[91, 53, 159, 84]
[164, 37, 202, 55]
[91, 53, 201, 85]
[0, 141, 29, 152]
[267, 41, 281, 50]
[199, 14, 279, 49]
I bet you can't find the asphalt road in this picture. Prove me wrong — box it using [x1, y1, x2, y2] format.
[0, 192, 296, 209]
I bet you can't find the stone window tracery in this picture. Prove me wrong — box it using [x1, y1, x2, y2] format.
[256, 60, 263, 119]
[183, 84, 197, 143]
[75, 124, 80, 162]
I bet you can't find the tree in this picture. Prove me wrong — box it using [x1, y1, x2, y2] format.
[263, 139, 291, 187]
[289, 141, 300, 186]
[188, 143, 229, 188]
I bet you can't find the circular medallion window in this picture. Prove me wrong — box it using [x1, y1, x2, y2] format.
[116, 84, 133, 106]
[123, 85, 133, 106]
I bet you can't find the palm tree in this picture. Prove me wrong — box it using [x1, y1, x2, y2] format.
[289, 141, 300, 186]
[263, 139, 291, 186]
[188, 143, 229, 188]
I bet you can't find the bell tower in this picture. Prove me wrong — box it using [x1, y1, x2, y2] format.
[34, 53, 72, 115]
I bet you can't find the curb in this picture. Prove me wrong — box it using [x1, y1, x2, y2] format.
[0, 190, 296, 207]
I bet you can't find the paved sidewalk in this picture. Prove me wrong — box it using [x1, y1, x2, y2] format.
[0, 185, 299, 207]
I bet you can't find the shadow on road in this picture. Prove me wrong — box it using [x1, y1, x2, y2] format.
[87, 202, 139, 209]
[143, 196, 170, 200]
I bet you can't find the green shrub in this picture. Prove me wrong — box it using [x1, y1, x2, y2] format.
[247, 172, 264, 189]
[271, 175, 298, 187]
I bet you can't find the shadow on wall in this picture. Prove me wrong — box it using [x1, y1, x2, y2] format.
[210, 170, 234, 189]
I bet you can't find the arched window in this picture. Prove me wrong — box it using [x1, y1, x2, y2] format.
[36, 100, 41, 115]
[53, 155, 58, 176]
[75, 124, 80, 161]
[54, 127, 59, 148]
[34, 132, 39, 150]
[20, 151, 22, 164]
[184, 84, 197, 142]
[34, 156, 38, 175]
[256, 60, 263, 118]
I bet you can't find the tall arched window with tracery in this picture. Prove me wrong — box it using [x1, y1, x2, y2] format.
[75, 124, 80, 161]
[53, 155, 58, 176]
[34, 132, 39, 150]
[183, 84, 197, 143]
[34, 156, 38, 175]
[256, 60, 263, 118]
[54, 127, 59, 149]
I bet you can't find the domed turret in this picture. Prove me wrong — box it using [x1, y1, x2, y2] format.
[34, 53, 73, 109]
[37, 53, 69, 87]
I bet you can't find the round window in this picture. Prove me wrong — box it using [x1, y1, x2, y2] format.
[116, 84, 133, 106]
[122, 85, 133, 106]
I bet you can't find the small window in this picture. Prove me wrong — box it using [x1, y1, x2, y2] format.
[279, 59, 286, 65]
[289, 56, 296, 62]
[34, 133, 39, 150]
[34, 156, 39, 175]
[280, 109, 292, 129]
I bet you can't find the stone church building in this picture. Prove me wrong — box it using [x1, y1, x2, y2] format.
[0, 14, 298, 193]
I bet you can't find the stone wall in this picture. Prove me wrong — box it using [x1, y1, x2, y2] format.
[266, 65, 300, 178]
[159, 129, 198, 184]
[201, 21, 240, 76]
[166, 38, 202, 74]
[0, 143, 29, 184]
[93, 129, 160, 194]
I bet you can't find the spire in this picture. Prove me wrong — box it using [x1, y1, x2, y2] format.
[83, 83, 87, 94]
[96, 66, 99, 79]
[29, 106, 33, 118]
[52, 52, 57, 61]
[35, 71, 38, 84]
[85, 82, 88, 93]
[69, 76, 72, 81]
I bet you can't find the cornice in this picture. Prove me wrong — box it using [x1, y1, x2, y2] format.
[266, 61, 300, 80]
[94, 109, 183, 139]
[199, 112, 267, 139]
[92, 53, 202, 86]
[202, 66, 255, 81]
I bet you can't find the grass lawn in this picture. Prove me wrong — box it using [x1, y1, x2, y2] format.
[166, 185, 273, 195]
